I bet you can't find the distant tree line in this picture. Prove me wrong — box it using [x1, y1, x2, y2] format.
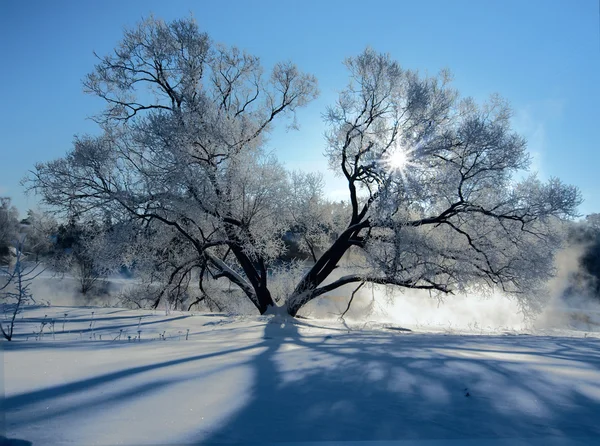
[1, 199, 111, 295]
[564, 214, 600, 300]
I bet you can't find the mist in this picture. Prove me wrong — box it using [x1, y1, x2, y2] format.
[28, 273, 122, 308]
[535, 242, 600, 332]
[14, 236, 599, 335]
[301, 243, 600, 333]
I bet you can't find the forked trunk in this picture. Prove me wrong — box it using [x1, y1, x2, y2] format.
[287, 231, 360, 316]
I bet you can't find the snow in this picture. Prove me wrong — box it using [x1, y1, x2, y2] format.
[3, 305, 600, 445]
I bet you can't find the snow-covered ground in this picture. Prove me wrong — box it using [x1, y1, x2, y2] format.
[3, 304, 600, 446]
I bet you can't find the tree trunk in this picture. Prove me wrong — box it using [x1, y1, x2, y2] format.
[286, 220, 369, 316]
[287, 297, 309, 317]
[227, 245, 276, 314]
[255, 285, 276, 314]
[287, 241, 353, 316]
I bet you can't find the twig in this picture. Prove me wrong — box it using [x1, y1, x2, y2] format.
[340, 282, 365, 320]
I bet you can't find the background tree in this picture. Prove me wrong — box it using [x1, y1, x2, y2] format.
[29, 18, 580, 317]
[20, 209, 58, 262]
[52, 219, 116, 295]
[0, 198, 20, 264]
[563, 214, 600, 300]
[580, 214, 600, 298]
[286, 172, 350, 263]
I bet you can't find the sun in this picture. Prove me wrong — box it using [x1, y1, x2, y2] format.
[387, 151, 408, 170]
[384, 149, 410, 172]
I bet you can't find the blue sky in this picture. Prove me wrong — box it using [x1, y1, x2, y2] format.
[1, 0, 598, 217]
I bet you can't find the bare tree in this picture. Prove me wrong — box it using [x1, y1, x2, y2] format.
[29, 16, 318, 314]
[28, 18, 580, 317]
[285, 49, 580, 315]
[1, 237, 43, 341]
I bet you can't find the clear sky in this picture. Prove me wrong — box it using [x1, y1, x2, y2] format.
[1, 0, 599, 217]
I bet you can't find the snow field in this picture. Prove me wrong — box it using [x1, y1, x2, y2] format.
[3, 305, 600, 445]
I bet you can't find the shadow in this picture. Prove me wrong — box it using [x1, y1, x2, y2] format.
[193, 324, 600, 444]
[5, 343, 261, 410]
[197, 317, 302, 444]
[5, 315, 600, 445]
[8, 379, 174, 429]
[0, 436, 32, 445]
[3, 338, 192, 351]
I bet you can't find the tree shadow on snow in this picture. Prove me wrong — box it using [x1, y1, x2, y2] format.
[0, 437, 32, 446]
[5, 317, 600, 445]
[194, 323, 600, 444]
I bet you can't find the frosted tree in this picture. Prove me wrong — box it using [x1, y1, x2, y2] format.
[29, 17, 580, 317]
[22, 209, 58, 262]
[29, 16, 319, 313]
[0, 198, 20, 264]
[51, 219, 120, 295]
[286, 49, 580, 315]
[287, 172, 349, 262]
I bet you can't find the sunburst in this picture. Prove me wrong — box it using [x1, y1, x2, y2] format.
[382, 146, 415, 176]
[386, 150, 409, 171]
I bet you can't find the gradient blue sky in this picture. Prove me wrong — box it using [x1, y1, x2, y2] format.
[1, 0, 599, 217]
